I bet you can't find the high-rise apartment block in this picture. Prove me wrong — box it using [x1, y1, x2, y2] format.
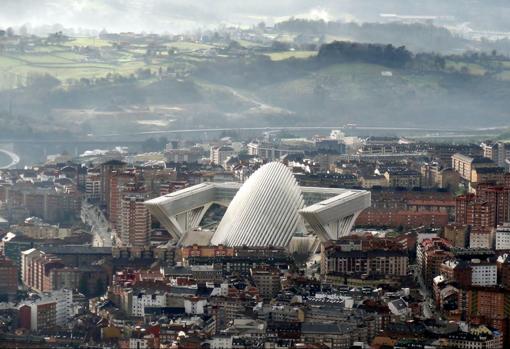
[119, 187, 152, 247]
[108, 170, 137, 230]
[85, 172, 101, 201]
[99, 159, 126, 205]
[481, 141, 508, 167]
[455, 194, 496, 228]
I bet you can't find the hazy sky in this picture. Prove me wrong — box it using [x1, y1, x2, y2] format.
[2, 0, 510, 33]
[2, 0, 354, 32]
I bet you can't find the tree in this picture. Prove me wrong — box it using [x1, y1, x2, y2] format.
[27, 73, 61, 91]
[158, 136, 168, 148]
[141, 136, 169, 152]
[271, 41, 291, 52]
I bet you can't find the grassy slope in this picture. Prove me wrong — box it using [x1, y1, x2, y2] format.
[265, 51, 317, 61]
[0, 38, 219, 88]
[247, 61, 510, 127]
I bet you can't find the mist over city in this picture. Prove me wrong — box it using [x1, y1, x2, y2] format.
[1, 2, 510, 349]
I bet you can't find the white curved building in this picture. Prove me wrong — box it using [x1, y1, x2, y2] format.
[210, 162, 305, 248]
[145, 162, 371, 249]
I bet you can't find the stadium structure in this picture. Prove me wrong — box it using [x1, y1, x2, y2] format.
[145, 162, 370, 250]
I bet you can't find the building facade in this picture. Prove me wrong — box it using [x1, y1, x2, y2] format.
[120, 191, 152, 247]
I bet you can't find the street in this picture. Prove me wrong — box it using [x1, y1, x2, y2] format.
[410, 264, 440, 321]
[80, 200, 113, 247]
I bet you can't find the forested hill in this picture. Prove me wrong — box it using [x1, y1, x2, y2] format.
[275, 19, 510, 55]
[275, 19, 466, 53]
[317, 42, 412, 68]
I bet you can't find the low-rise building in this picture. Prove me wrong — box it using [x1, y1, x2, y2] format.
[384, 168, 421, 188]
[210, 146, 236, 167]
[131, 290, 167, 317]
[360, 175, 388, 188]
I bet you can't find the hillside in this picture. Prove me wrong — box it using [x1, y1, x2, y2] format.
[2, 36, 510, 138]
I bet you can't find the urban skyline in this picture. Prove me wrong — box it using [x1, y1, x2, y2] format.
[2, 2, 510, 349]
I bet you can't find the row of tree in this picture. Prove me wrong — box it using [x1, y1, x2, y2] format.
[317, 41, 412, 68]
[276, 18, 465, 53]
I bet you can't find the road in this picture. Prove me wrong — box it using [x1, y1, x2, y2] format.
[92, 125, 477, 138]
[80, 201, 113, 247]
[224, 85, 294, 116]
[0, 149, 20, 169]
[410, 264, 440, 320]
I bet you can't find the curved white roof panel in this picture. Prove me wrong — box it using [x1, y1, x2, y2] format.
[211, 162, 305, 248]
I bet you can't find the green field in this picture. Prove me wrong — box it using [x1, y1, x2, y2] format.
[237, 39, 264, 48]
[445, 60, 486, 76]
[0, 58, 145, 82]
[265, 50, 317, 61]
[0, 43, 153, 86]
[166, 41, 214, 51]
[63, 37, 112, 48]
[0, 37, 220, 89]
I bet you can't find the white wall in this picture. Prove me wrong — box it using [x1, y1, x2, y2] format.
[471, 264, 497, 286]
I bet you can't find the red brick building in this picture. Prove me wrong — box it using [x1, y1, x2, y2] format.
[19, 301, 57, 331]
[21, 249, 65, 292]
[0, 255, 17, 300]
[356, 190, 454, 228]
[180, 244, 235, 263]
[439, 260, 472, 288]
[108, 170, 137, 230]
[100, 159, 126, 206]
[21, 248, 106, 293]
[463, 288, 510, 345]
[455, 194, 495, 228]
[477, 184, 510, 227]
[356, 209, 449, 228]
[119, 184, 152, 247]
[417, 238, 453, 285]
[498, 256, 510, 289]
